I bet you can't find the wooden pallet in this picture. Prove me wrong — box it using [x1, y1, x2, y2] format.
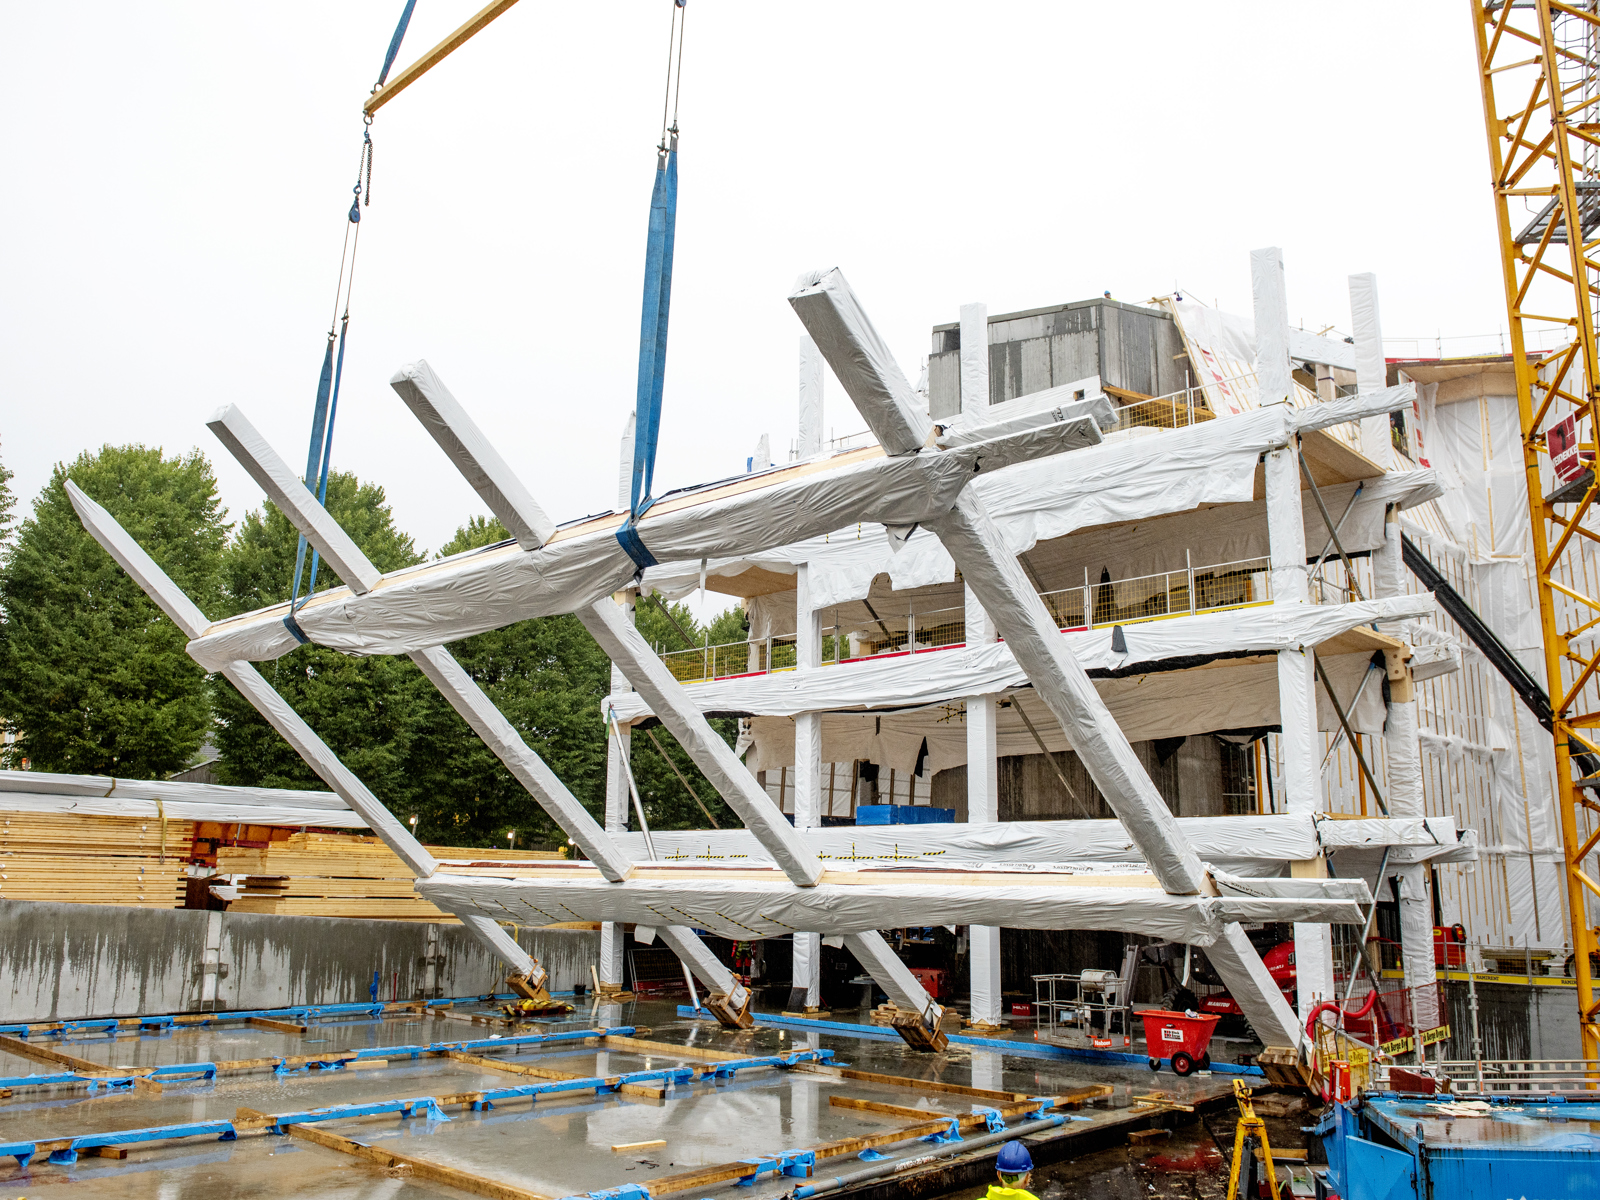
[0, 810, 194, 908]
[214, 832, 565, 921]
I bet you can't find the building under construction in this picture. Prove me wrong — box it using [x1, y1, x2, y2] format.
[3, 1, 1599, 1198]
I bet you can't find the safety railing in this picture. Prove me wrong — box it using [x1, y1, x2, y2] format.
[1429, 1059, 1600, 1094]
[1041, 555, 1272, 631]
[658, 553, 1273, 685]
[1106, 388, 1217, 432]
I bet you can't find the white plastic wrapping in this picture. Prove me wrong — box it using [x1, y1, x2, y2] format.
[1277, 628, 1319, 813]
[419, 870, 1364, 945]
[187, 414, 1103, 670]
[658, 924, 742, 999]
[1382, 700, 1427, 820]
[790, 268, 1211, 898]
[64, 482, 209, 639]
[390, 361, 557, 550]
[846, 931, 939, 1019]
[791, 269, 932, 456]
[1296, 924, 1336, 1018]
[1209, 922, 1302, 1048]
[1348, 273, 1393, 467]
[1267, 446, 1309, 603]
[617, 413, 636, 510]
[1396, 862, 1441, 1026]
[969, 924, 1002, 1025]
[798, 337, 825, 457]
[1252, 247, 1293, 407]
[607, 595, 1434, 728]
[457, 913, 536, 976]
[959, 302, 989, 417]
[607, 814, 1457, 874]
[645, 419, 1438, 621]
[0, 769, 364, 827]
[735, 654, 1385, 775]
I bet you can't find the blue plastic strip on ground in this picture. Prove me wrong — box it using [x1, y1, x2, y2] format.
[270, 1096, 448, 1133]
[0, 1027, 638, 1095]
[0, 995, 580, 1038]
[674, 1006, 1264, 1076]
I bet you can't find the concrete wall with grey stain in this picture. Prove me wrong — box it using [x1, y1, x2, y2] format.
[0, 899, 599, 1021]
[1443, 976, 1582, 1061]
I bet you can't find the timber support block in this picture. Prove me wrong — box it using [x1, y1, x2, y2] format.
[704, 990, 756, 1030]
[871, 1003, 949, 1052]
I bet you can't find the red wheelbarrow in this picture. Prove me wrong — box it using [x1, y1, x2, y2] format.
[1139, 1008, 1220, 1076]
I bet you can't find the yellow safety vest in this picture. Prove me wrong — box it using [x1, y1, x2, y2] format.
[986, 1186, 1039, 1200]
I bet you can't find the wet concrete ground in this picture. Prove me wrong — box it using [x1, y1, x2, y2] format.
[0, 997, 1263, 1200]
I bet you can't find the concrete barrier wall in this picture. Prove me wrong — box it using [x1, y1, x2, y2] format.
[0, 899, 599, 1022]
[1442, 976, 1582, 1061]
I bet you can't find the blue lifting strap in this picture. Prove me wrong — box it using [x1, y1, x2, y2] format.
[617, 134, 679, 572]
[377, 0, 419, 87]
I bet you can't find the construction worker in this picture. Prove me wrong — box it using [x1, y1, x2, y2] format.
[987, 1141, 1038, 1200]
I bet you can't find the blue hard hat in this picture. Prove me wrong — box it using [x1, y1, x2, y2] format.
[996, 1141, 1032, 1174]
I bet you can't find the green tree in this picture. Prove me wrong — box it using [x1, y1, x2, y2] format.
[0, 438, 15, 546]
[0, 445, 228, 775]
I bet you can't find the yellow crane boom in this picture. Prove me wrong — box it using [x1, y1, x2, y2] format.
[1470, 0, 1600, 1065]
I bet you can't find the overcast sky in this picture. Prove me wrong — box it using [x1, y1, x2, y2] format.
[3, 2, 1498, 569]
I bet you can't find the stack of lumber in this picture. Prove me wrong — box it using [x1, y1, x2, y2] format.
[0, 811, 193, 907]
[217, 832, 564, 921]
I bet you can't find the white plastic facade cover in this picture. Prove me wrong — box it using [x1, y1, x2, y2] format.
[419, 869, 1365, 945]
[184, 414, 1105, 670]
[603, 815, 1463, 874]
[0, 768, 365, 827]
[604, 593, 1436, 726]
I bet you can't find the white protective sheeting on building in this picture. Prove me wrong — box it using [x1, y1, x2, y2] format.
[184, 411, 1107, 670]
[646, 410, 1435, 616]
[0, 769, 364, 827]
[607, 814, 1462, 876]
[607, 594, 1432, 727]
[419, 870, 1363, 945]
[738, 650, 1384, 776]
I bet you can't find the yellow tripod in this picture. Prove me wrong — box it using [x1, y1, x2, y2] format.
[1225, 1079, 1282, 1200]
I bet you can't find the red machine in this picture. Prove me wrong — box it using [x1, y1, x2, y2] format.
[909, 967, 949, 1000]
[1434, 923, 1467, 968]
[1195, 941, 1297, 1021]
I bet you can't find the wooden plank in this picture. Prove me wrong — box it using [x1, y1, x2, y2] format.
[363, 0, 525, 117]
[829, 1096, 958, 1120]
[800, 1062, 1024, 1103]
[599, 1035, 745, 1062]
[0, 1033, 111, 1075]
[612, 1140, 667, 1153]
[249, 1016, 309, 1035]
[288, 1121, 549, 1200]
[445, 1049, 665, 1100]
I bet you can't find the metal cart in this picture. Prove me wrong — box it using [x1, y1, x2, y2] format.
[1032, 946, 1139, 1048]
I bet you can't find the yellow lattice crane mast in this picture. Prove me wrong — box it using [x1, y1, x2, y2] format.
[1471, 0, 1600, 1063]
